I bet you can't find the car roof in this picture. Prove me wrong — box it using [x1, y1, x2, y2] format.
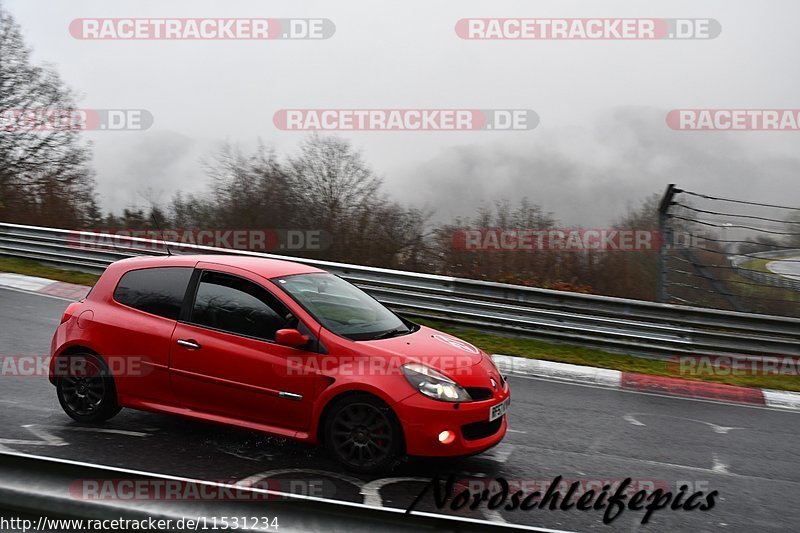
[113, 254, 326, 279]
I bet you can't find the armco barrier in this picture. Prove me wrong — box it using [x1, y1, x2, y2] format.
[0, 451, 547, 532]
[1, 222, 798, 359]
[731, 251, 800, 292]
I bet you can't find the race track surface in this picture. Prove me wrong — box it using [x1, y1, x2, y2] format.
[767, 257, 800, 282]
[1, 288, 798, 532]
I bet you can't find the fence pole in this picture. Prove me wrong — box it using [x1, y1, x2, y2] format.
[657, 184, 677, 303]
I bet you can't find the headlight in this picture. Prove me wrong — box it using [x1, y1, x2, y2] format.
[401, 363, 472, 402]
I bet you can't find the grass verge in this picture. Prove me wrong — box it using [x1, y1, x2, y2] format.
[741, 258, 771, 273]
[0, 257, 100, 286]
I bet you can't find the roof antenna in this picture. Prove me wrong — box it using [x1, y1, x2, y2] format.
[150, 211, 173, 257]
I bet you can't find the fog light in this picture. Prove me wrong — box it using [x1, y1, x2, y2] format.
[438, 430, 455, 444]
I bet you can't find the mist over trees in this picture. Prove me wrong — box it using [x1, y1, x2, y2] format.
[121, 136, 430, 269]
[3, 6, 798, 310]
[94, 135, 664, 298]
[90, 138, 800, 313]
[0, 7, 99, 228]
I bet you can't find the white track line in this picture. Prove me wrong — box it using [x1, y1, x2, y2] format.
[360, 477, 429, 507]
[763, 389, 800, 410]
[493, 355, 621, 388]
[481, 442, 515, 463]
[0, 273, 58, 292]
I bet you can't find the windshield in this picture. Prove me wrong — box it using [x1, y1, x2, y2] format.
[273, 273, 413, 341]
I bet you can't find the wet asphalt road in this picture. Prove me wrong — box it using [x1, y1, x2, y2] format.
[0, 287, 798, 532]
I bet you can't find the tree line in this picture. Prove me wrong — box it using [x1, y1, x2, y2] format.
[0, 6, 707, 303]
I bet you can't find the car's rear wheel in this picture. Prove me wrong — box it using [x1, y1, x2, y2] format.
[324, 394, 403, 474]
[56, 353, 121, 423]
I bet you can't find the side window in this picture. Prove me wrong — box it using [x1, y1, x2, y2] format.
[191, 271, 291, 341]
[113, 267, 192, 320]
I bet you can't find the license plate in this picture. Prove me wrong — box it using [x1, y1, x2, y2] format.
[489, 397, 510, 422]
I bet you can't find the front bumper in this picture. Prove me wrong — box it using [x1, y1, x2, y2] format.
[394, 385, 510, 457]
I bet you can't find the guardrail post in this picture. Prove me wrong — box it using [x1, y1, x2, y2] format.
[657, 184, 677, 303]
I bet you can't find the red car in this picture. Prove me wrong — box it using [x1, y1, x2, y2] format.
[49, 255, 510, 472]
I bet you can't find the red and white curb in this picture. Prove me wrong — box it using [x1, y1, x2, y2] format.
[491, 354, 800, 411]
[0, 273, 91, 300]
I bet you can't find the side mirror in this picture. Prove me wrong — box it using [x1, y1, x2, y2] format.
[275, 328, 309, 349]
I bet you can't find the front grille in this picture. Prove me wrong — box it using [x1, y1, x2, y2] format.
[465, 387, 494, 401]
[461, 417, 503, 441]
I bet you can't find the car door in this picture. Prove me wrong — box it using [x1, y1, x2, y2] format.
[102, 265, 194, 406]
[169, 263, 319, 434]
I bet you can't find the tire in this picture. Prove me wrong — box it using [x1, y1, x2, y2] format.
[56, 353, 122, 423]
[323, 393, 403, 474]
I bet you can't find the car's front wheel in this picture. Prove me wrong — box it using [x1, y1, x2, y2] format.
[324, 394, 403, 474]
[56, 353, 122, 423]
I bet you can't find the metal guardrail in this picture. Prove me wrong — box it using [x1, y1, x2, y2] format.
[1, 222, 799, 359]
[0, 451, 546, 532]
[731, 251, 800, 292]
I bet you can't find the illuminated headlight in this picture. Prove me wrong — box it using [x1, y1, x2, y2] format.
[401, 363, 472, 402]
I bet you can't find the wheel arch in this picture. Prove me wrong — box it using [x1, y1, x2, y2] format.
[314, 389, 407, 454]
[49, 344, 103, 385]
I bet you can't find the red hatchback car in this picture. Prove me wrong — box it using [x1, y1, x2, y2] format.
[49, 255, 510, 472]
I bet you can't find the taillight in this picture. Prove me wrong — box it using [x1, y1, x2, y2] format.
[60, 302, 81, 324]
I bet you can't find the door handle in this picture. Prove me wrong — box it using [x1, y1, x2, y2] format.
[177, 339, 201, 350]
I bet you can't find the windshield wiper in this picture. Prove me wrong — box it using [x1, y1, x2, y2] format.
[370, 327, 411, 340]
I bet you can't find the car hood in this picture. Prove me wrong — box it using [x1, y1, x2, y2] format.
[359, 325, 485, 375]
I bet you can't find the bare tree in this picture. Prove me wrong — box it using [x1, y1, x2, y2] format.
[592, 194, 660, 299]
[202, 142, 298, 229]
[432, 199, 558, 286]
[0, 6, 97, 227]
[166, 136, 427, 266]
[288, 134, 401, 263]
[287, 134, 382, 237]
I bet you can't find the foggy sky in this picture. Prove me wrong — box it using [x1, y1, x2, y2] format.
[6, 0, 800, 226]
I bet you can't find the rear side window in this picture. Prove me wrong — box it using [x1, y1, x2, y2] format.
[113, 267, 192, 320]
